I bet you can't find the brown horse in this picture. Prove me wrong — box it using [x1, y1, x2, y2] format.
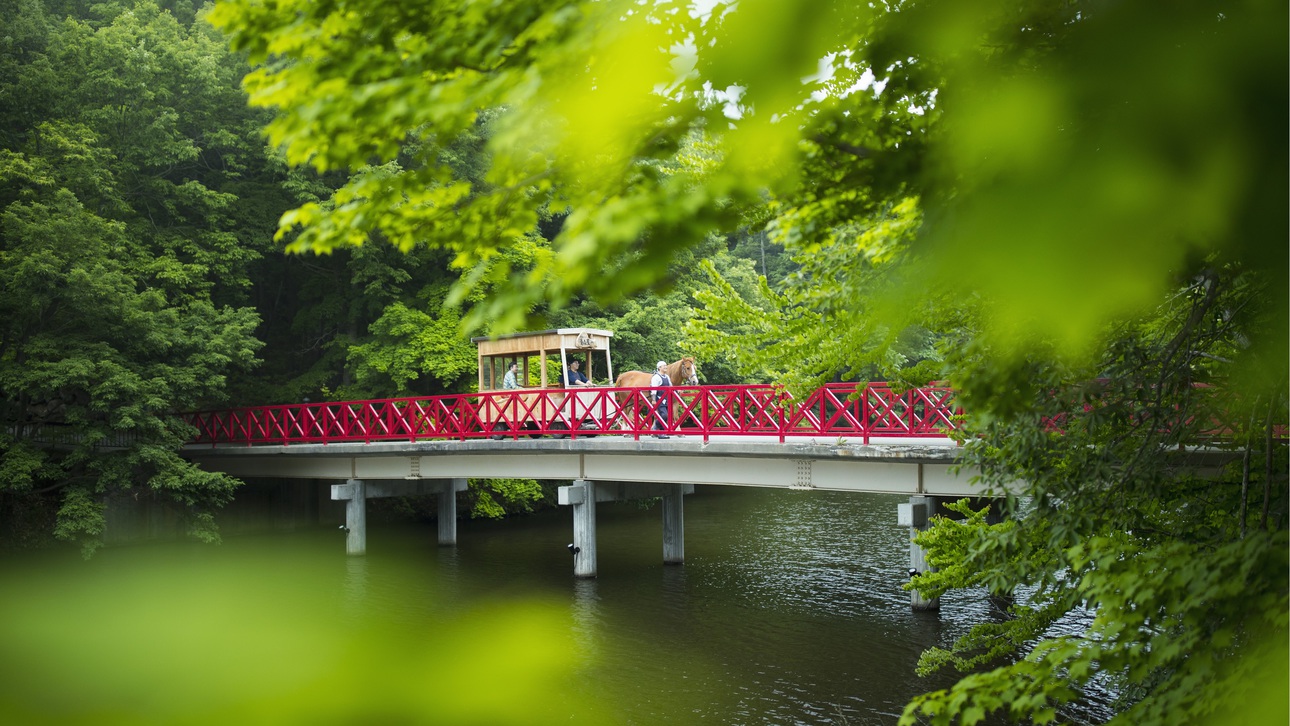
[612, 358, 698, 429]
[613, 357, 699, 391]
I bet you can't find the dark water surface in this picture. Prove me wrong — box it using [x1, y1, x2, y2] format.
[364, 487, 989, 724]
[0, 487, 1001, 725]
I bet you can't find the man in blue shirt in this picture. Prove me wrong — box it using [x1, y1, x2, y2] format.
[564, 359, 589, 387]
[502, 362, 520, 389]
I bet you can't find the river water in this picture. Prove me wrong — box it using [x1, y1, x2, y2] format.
[0, 487, 1008, 725]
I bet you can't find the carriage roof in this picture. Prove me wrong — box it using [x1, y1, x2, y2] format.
[471, 328, 613, 356]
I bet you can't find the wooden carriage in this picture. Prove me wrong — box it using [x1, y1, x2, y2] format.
[471, 328, 615, 437]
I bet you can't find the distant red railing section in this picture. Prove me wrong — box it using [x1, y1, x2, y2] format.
[182, 383, 963, 445]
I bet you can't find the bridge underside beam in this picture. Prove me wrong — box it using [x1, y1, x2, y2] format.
[191, 451, 986, 497]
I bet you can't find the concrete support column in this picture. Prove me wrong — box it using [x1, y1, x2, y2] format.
[662, 484, 685, 565]
[438, 478, 465, 546]
[344, 478, 366, 557]
[332, 478, 469, 555]
[908, 495, 939, 611]
[559, 479, 598, 578]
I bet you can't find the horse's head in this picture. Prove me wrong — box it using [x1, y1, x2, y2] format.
[678, 357, 699, 385]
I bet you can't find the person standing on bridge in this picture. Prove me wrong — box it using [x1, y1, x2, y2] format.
[564, 359, 589, 387]
[650, 360, 672, 438]
[503, 362, 520, 390]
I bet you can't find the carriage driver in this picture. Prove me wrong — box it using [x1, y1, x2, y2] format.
[650, 361, 672, 439]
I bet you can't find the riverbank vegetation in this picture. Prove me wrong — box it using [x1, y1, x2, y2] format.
[1, 0, 1285, 723]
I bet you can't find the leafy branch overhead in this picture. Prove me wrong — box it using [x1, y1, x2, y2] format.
[211, 0, 1284, 386]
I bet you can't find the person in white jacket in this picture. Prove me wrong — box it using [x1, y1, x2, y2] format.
[649, 361, 671, 438]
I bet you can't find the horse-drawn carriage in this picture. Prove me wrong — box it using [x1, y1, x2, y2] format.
[472, 328, 698, 439]
[472, 328, 615, 438]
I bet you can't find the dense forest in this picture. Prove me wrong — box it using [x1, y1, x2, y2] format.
[1, 0, 1286, 724]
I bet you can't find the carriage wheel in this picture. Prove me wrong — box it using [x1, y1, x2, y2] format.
[489, 422, 510, 440]
[549, 421, 569, 440]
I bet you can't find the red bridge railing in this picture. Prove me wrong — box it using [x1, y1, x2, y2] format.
[183, 383, 963, 446]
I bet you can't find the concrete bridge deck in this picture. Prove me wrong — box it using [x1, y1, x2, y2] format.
[183, 435, 977, 496]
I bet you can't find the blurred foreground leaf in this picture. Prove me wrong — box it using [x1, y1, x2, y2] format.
[0, 547, 601, 725]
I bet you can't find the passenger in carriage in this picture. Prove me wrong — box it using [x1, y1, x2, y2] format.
[564, 359, 589, 387]
[502, 362, 520, 390]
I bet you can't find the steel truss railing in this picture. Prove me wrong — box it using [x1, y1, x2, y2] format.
[182, 383, 963, 446]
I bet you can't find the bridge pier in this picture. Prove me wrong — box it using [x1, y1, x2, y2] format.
[562, 480, 598, 578]
[341, 479, 366, 556]
[559, 480, 695, 578]
[905, 494, 940, 611]
[662, 484, 684, 565]
[901, 495, 1008, 611]
[330, 478, 469, 555]
[438, 478, 467, 545]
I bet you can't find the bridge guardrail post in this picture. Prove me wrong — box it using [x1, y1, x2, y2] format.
[701, 389, 709, 443]
[862, 384, 870, 445]
[778, 388, 787, 443]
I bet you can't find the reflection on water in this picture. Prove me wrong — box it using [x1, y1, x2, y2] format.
[570, 578, 602, 665]
[343, 553, 368, 613]
[1, 487, 1025, 724]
